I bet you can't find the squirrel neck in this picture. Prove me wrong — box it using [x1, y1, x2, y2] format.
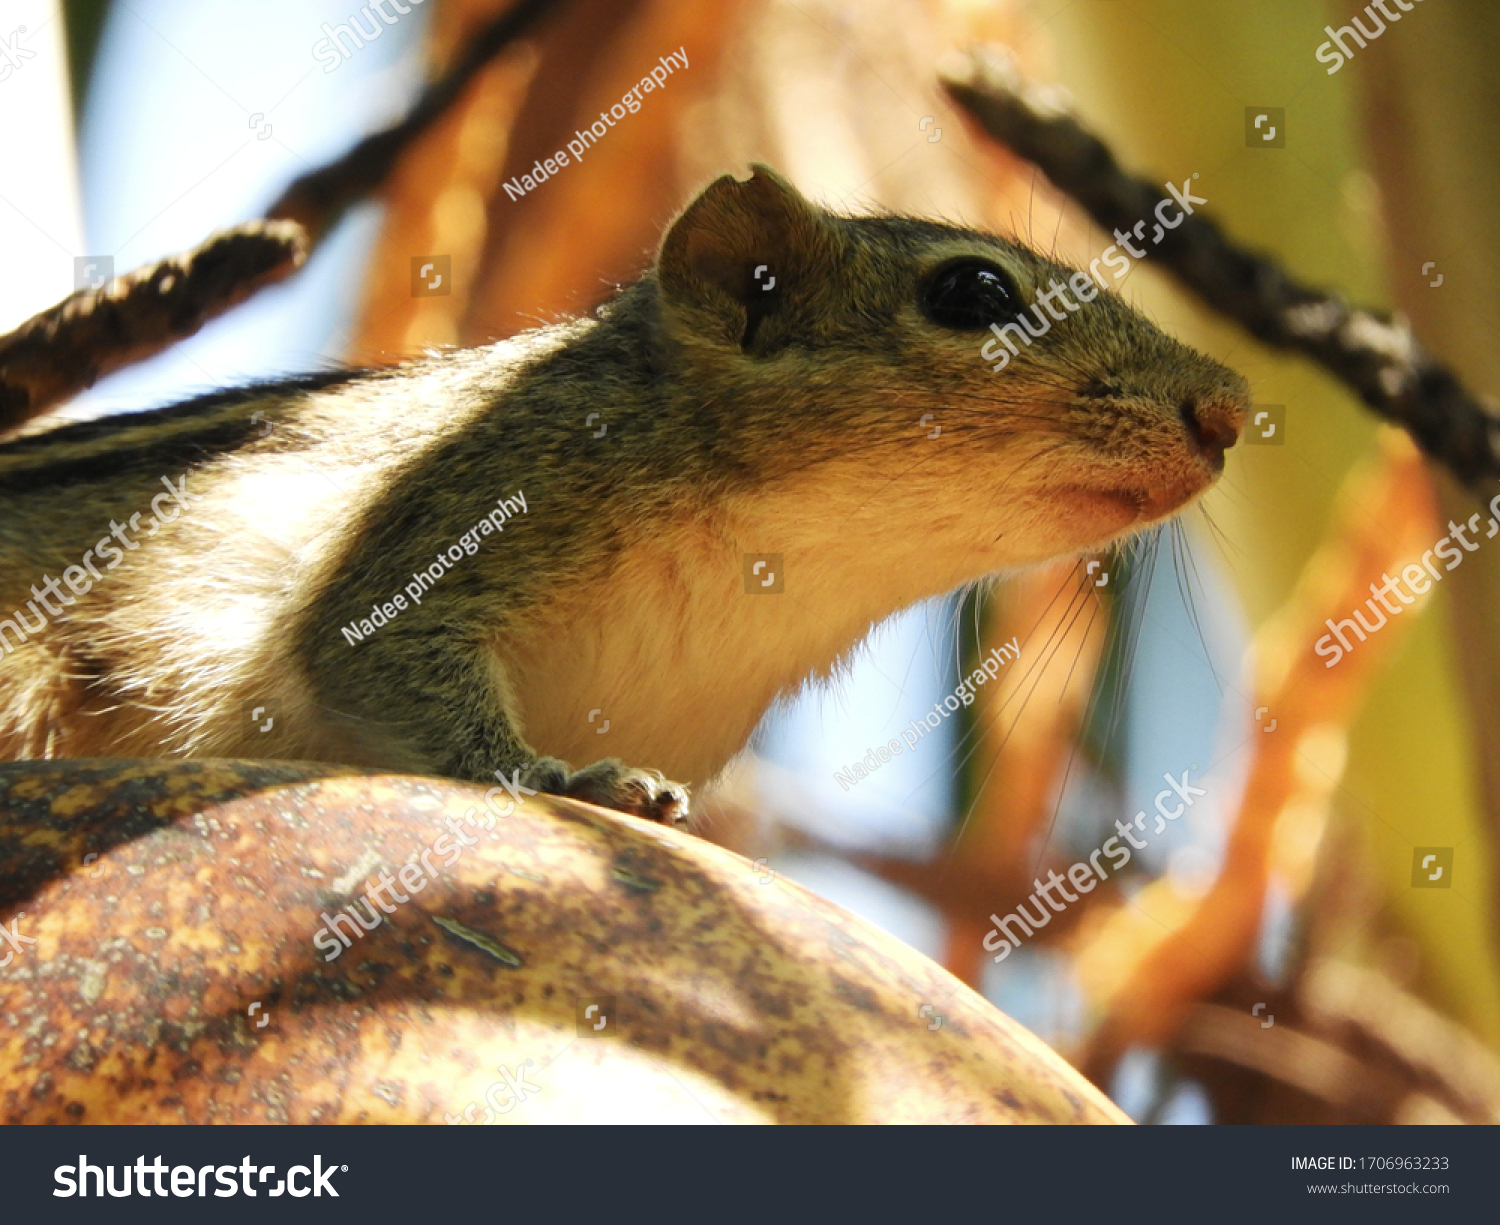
[493, 408, 1022, 792]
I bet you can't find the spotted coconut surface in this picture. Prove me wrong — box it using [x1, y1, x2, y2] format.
[0, 759, 1126, 1124]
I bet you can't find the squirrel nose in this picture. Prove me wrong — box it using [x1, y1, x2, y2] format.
[1180, 398, 1242, 463]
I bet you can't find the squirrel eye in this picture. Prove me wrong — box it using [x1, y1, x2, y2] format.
[921, 259, 1024, 331]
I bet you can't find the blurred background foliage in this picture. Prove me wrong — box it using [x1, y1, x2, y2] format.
[9, 0, 1498, 1122]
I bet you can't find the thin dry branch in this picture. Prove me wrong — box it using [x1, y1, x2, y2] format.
[0, 221, 307, 435]
[267, 0, 562, 237]
[0, 0, 564, 432]
[940, 45, 1500, 491]
[1172, 959, 1500, 1124]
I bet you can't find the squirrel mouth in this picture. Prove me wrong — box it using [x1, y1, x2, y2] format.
[1133, 476, 1211, 521]
[1072, 473, 1211, 527]
[1097, 440, 1228, 523]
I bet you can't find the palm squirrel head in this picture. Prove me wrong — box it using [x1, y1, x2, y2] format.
[650, 164, 1248, 566]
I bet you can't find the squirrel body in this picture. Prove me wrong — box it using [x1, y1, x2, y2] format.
[0, 166, 1247, 822]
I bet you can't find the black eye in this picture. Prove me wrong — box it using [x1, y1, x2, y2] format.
[921, 259, 1024, 331]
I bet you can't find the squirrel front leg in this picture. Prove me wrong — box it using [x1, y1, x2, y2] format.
[306, 623, 690, 825]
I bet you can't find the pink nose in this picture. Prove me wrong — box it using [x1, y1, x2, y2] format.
[1181, 398, 1242, 462]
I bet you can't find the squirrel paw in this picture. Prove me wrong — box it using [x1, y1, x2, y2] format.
[523, 757, 690, 826]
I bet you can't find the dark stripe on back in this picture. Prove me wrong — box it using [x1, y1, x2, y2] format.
[0, 367, 371, 494]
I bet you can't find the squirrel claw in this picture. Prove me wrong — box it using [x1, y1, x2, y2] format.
[525, 757, 691, 826]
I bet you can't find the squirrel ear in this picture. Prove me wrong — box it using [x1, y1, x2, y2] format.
[656, 164, 840, 352]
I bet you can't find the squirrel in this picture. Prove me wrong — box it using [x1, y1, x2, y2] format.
[0, 165, 1246, 826]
